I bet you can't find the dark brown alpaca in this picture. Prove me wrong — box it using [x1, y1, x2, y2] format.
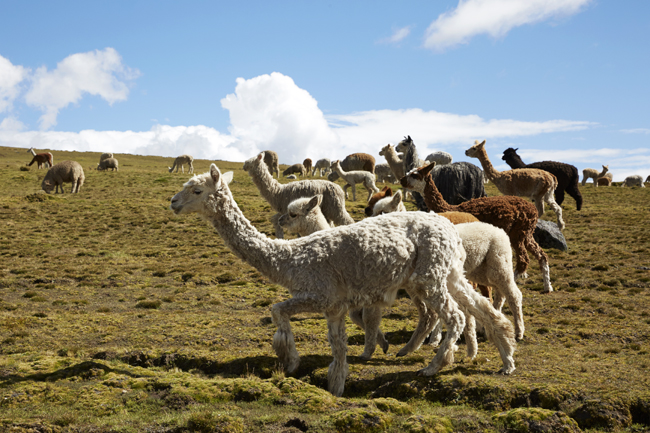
[27, 147, 53, 169]
[401, 163, 553, 293]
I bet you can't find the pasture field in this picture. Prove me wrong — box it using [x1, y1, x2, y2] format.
[1, 146, 649, 432]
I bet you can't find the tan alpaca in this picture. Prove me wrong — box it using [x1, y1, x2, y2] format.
[465, 140, 565, 230]
[582, 165, 608, 187]
[379, 143, 405, 180]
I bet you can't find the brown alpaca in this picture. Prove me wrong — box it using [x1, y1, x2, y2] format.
[401, 163, 553, 293]
[466, 140, 564, 230]
[302, 158, 313, 177]
[597, 177, 612, 186]
[27, 148, 53, 169]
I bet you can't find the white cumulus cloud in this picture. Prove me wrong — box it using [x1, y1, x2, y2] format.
[24, 47, 140, 130]
[0, 55, 29, 113]
[424, 0, 592, 51]
[379, 26, 413, 44]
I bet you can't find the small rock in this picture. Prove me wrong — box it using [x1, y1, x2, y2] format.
[534, 220, 567, 251]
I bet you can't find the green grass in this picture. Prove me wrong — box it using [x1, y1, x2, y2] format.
[1, 146, 650, 432]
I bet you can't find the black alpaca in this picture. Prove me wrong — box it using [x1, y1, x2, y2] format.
[501, 148, 582, 211]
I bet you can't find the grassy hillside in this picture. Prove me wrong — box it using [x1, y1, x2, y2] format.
[1, 146, 649, 432]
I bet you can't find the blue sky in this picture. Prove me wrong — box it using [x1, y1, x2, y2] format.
[1, 0, 649, 180]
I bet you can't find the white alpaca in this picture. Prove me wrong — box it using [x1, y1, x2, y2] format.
[171, 164, 516, 396]
[370, 191, 525, 342]
[374, 163, 396, 184]
[168, 155, 194, 174]
[243, 152, 354, 238]
[621, 175, 645, 188]
[379, 144, 405, 180]
[312, 158, 331, 177]
[330, 160, 380, 202]
[582, 165, 608, 186]
[465, 140, 565, 230]
[100, 152, 113, 162]
[426, 151, 453, 166]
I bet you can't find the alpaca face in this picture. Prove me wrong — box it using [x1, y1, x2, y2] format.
[464, 140, 486, 158]
[379, 144, 392, 157]
[41, 180, 55, 194]
[400, 166, 431, 192]
[170, 165, 233, 215]
[364, 186, 392, 216]
[395, 136, 413, 154]
[278, 195, 323, 235]
[242, 152, 265, 173]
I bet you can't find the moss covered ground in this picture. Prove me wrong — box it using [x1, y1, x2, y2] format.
[1, 146, 649, 432]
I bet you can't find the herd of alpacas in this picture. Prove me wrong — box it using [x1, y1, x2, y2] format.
[29, 140, 648, 396]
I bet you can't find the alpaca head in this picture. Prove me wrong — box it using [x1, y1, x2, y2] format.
[372, 190, 404, 216]
[602, 165, 609, 174]
[395, 136, 413, 153]
[41, 179, 55, 194]
[465, 140, 486, 158]
[501, 147, 519, 161]
[379, 144, 393, 157]
[242, 152, 267, 173]
[364, 186, 392, 216]
[278, 195, 325, 236]
[170, 164, 234, 216]
[400, 162, 436, 192]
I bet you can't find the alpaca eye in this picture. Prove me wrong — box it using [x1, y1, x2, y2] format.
[193, 189, 201, 195]
[289, 213, 297, 218]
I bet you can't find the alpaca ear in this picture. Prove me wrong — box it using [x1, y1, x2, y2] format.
[479, 140, 486, 147]
[392, 190, 403, 204]
[421, 162, 436, 176]
[222, 171, 234, 185]
[385, 187, 393, 197]
[257, 152, 265, 161]
[210, 164, 221, 183]
[514, 148, 519, 151]
[381, 186, 390, 193]
[306, 195, 322, 212]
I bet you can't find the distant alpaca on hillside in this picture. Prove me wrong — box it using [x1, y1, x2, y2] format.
[621, 175, 645, 188]
[330, 160, 380, 202]
[168, 155, 194, 174]
[327, 153, 375, 182]
[27, 148, 53, 169]
[582, 165, 608, 187]
[302, 159, 313, 177]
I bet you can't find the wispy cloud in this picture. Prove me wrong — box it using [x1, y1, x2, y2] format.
[379, 25, 413, 44]
[621, 128, 650, 134]
[424, 0, 592, 51]
[24, 48, 141, 129]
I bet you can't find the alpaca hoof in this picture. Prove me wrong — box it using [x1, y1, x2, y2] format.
[396, 349, 407, 357]
[380, 341, 389, 354]
[497, 366, 515, 375]
[286, 358, 300, 374]
[358, 353, 372, 362]
[515, 335, 524, 342]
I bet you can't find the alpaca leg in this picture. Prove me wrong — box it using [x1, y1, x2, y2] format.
[325, 311, 349, 397]
[512, 237, 530, 280]
[494, 282, 525, 341]
[417, 289, 465, 376]
[271, 298, 322, 374]
[565, 183, 583, 211]
[532, 196, 544, 216]
[554, 188, 565, 206]
[397, 294, 438, 357]
[446, 264, 516, 374]
[524, 236, 553, 293]
[270, 213, 285, 239]
[545, 193, 565, 230]
[343, 184, 350, 200]
[351, 184, 357, 201]
[349, 307, 389, 359]
[492, 290, 506, 311]
[463, 313, 478, 360]
[426, 319, 443, 347]
[71, 180, 78, 193]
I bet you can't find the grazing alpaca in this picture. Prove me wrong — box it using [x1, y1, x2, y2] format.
[41, 161, 85, 194]
[327, 153, 375, 182]
[100, 152, 113, 161]
[429, 162, 487, 206]
[97, 157, 119, 171]
[425, 151, 453, 166]
[302, 159, 313, 177]
[379, 144, 405, 181]
[369, 191, 523, 341]
[621, 175, 645, 188]
[582, 165, 608, 186]
[466, 140, 564, 230]
[171, 164, 516, 395]
[312, 158, 331, 177]
[283, 163, 307, 178]
[262, 150, 280, 178]
[502, 147, 583, 211]
[331, 160, 380, 202]
[243, 152, 354, 238]
[27, 148, 53, 169]
[168, 155, 194, 174]
[374, 163, 396, 184]
[401, 162, 553, 293]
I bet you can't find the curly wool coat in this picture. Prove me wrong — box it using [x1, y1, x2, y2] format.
[501, 148, 583, 211]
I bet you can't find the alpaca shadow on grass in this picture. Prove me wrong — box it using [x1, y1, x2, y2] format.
[0, 360, 144, 386]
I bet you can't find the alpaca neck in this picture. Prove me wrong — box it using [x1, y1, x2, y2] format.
[473, 149, 500, 181]
[598, 168, 608, 177]
[333, 163, 347, 177]
[248, 163, 283, 211]
[385, 148, 402, 165]
[203, 191, 292, 286]
[423, 175, 453, 212]
[505, 154, 526, 169]
[29, 148, 36, 156]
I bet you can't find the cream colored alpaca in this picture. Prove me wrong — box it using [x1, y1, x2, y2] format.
[582, 165, 608, 186]
[171, 164, 516, 396]
[465, 140, 565, 230]
[379, 144, 405, 180]
[168, 155, 194, 174]
[331, 160, 380, 202]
